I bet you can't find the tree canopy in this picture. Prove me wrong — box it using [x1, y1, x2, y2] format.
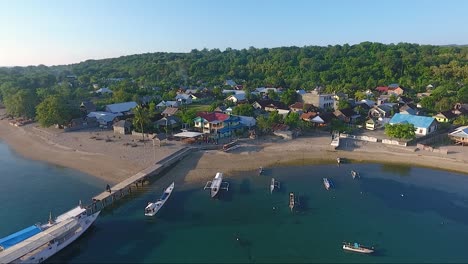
[384, 123, 416, 140]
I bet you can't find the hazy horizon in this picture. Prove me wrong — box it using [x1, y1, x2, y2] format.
[1, 0, 468, 67]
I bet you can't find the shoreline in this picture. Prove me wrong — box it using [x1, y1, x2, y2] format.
[1, 111, 468, 186]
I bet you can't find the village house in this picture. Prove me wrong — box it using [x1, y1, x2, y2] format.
[95, 87, 113, 95]
[387, 84, 405, 95]
[334, 108, 360, 123]
[300, 88, 334, 110]
[193, 112, 242, 138]
[389, 113, 438, 136]
[399, 104, 418, 115]
[155, 116, 181, 130]
[433, 110, 457, 123]
[175, 93, 193, 104]
[365, 118, 378, 130]
[300, 112, 317, 122]
[156, 101, 180, 109]
[105, 101, 138, 115]
[225, 93, 246, 104]
[252, 99, 288, 112]
[113, 120, 132, 135]
[369, 104, 395, 119]
[87, 111, 122, 128]
[289, 102, 315, 114]
[225, 79, 237, 87]
[161, 107, 179, 117]
[448, 126, 468, 146]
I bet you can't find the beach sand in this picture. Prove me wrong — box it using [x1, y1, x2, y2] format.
[1, 107, 468, 185]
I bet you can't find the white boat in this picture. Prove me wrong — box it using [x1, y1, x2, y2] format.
[211, 172, 223, 198]
[342, 242, 374, 254]
[145, 182, 175, 216]
[323, 178, 331, 190]
[289, 192, 295, 211]
[258, 167, 264, 176]
[351, 170, 358, 179]
[336, 158, 341, 164]
[0, 203, 100, 264]
[270, 178, 275, 193]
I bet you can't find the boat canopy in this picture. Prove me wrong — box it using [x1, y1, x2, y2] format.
[354, 242, 359, 248]
[0, 225, 41, 250]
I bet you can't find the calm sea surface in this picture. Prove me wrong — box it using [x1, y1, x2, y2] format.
[2, 140, 468, 263]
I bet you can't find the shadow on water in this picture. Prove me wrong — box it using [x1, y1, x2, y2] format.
[239, 178, 251, 194]
[362, 177, 468, 225]
[48, 221, 167, 263]
[380, 163, 412, 177]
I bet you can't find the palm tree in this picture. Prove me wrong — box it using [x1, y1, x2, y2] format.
[132, 105, 150, 143]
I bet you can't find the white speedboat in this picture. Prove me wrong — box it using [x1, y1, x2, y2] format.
[336, 158, 341, 164]
[351, 170, 358, 179]
[145, 182, 175, 216]
[0, 203, 100, 263]
[342, 242, 374, 254]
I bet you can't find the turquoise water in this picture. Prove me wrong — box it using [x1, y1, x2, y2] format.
[0, 141, 105, 236]
[2, 140, 468, 263]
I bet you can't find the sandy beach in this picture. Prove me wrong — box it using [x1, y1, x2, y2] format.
[1, 107, 468, 186]
[0, 109, 184, 184]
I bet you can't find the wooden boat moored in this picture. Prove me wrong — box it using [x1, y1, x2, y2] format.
[342, 242, 374, 254]
[289, 192, 295, 211]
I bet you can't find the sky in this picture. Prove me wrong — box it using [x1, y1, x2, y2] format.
[1, 0, 467, 66]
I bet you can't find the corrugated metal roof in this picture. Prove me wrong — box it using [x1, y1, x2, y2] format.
[389, 113, 436, 129]
[105, 102, 137, 113]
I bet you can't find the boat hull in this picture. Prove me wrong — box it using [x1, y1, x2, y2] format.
[342, 245, 374, 254]
[145, 183, 174, 216]
[14, 211, 100, 263]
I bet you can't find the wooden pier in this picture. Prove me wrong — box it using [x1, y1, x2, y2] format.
[85, 147, 193, 214]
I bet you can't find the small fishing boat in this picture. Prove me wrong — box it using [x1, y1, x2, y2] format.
[210, 172, 223, 198]
[336, 157, 341, 164]
[289, 192, 295, 211]
[145, 182, 175, 216]
[258, 167, 264, 176]
[342, 242, 374, 254]
[351, 170, 359, 179]
[323, 178, 331, 190]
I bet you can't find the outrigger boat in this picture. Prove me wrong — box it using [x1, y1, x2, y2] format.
[270, 178, 280, 193]
[342, 242, 374, 254]
[351, 170, 359, 179]
[289, 192, 295, 211]
[258, 167, 264, 176]
[204, 172, 229, 198]
[0, 202, 100, 264]
[145, 182, 175, 216]
[323, 178, 331, 190]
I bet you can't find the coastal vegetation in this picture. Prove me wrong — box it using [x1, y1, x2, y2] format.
[384, 123, 417, 140]
[0, 42, 467, 121]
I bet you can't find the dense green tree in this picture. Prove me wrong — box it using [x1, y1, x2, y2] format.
[284, 112, 300, 128]
[337, 100, 351, 110]
[177, 109, 197, 127]
[35, 96, 72, 127]
[232, 104, 254, 116]
[384, 123, 416, 140]
[132, 105, 150, 141]
[267, 89, 279, 100]
[454, 115, 468, 126]
[3, 89, 37, 118]
[280, 88, 297, 106]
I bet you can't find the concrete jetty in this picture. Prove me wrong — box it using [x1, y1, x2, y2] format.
[87, 147, 193, 214]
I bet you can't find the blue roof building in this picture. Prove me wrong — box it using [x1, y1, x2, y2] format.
[389, 113, 438, 136]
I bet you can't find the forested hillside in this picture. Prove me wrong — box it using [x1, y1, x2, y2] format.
[1, 42, 468, 119]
